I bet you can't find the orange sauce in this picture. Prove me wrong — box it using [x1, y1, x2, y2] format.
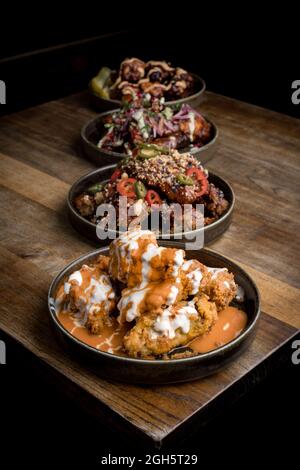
[58, 306, 247, 357]
[189, 306, 247, 353]
[58, 311, 129, 355]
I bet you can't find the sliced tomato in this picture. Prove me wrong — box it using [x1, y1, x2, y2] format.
[110, 169, 121, 182]
[186, 167, 209, 196]
[145, 189, 162, 206]
[117, 178, 137, 198]
[186, 167, 205, 180]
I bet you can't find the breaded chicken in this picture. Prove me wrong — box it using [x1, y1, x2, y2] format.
[180, 259, 211, 297]
[109, 229, 157, 285]
[56, 255, 116, 335]
[109, 229, 185, 288]
[205, 268, 237, 310]
[117, 278, 183, 324]
[85, 308, 114, 335]
[123, 295, 217, 358]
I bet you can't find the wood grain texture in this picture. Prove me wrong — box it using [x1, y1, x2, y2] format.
[0, 245, 297, 446]
[0, 91, 299, 446]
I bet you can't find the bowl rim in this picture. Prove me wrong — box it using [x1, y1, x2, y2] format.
[81, 109, 219, 161]
[48, 245, 260, 366]
[67, 165, 235, 238]
[90, 72, 206, 107]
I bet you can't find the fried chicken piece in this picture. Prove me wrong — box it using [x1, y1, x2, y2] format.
[146, 60, 174, 74]
[166, 68, 194, 99]
[55, 255, 116, 335]
[85, 307, 113, 335]
[117, 81, 140, 101]
[123, 295, 217, 358]
[109, 229, 185, 288]
[74, 194, 95, 217]
[117, 278, 183, 324]
[174, 67, 194, 86]
[94, 254, 110, 273]
[180, 259, 211, 296]
[205, 184, 229, 217]
[138, 79, 171, 98]
[205, 268, 237, 310]
[145, 60, 174, 84]
[108, 229, 158, 285]
[120, 58, 146, 82]
[147, 67, 169, 83]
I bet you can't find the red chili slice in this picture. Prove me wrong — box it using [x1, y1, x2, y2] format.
[145, 190, 162, 206]
[117, 178, 137, 198]
[110, 169, 121, 182]
[186, 167, 209, 196]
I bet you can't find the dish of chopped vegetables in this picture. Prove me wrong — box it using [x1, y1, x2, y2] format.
[97, 98, 213, 155]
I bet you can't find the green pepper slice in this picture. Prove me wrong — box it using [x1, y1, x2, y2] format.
[87, 183, 103, 194]
[134, 181, 147, 199]
[137, 142, 169, 159]
[176, 174, 194, 186]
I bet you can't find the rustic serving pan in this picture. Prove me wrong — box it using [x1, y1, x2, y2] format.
[48, 244, 260, 384]
[67, 165, 235, 245]
[90, 73, 206, 111]
[81, 110, 218, 167]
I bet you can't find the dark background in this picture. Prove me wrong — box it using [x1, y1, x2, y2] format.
[0, 8, 299, 465]
[0, 9, 299, 117]
[1, 341, 298, 466]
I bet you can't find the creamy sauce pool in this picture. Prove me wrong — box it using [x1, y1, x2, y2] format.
[58, 312, 129, 355]
[189, 306, 247, 353]
[58, 306, 247, 357]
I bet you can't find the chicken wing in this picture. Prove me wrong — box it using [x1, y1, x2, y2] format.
[123, 295, 217, 358]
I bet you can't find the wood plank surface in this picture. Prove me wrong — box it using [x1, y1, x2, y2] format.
[0, 90, 299, 446]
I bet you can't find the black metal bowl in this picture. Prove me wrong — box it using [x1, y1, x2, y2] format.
[81, 110, 218, 167]
[48, 244, 260, 384]
[90, 73, 206, 111]
[67, 165, 235, 245]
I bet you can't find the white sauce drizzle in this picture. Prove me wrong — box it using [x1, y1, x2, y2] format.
[167, 285, 179, 305]
[207, 267, 228, 279]
[186, 268, 203, 295]
[188, 112, 195, 142]
[85, 275, 114, 305]
[117, 285, 149, 322]
[182, 259, 194, 271]
[151, 301, 197, 339]
[172, 250, 185, 277]
[63, 270, 115, 326]
[69, 270, 83, 285]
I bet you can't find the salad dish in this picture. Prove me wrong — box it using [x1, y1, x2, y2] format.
[81, 99, 218, 166]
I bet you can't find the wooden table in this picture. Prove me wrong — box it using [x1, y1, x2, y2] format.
[0, 91, 299, 448]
